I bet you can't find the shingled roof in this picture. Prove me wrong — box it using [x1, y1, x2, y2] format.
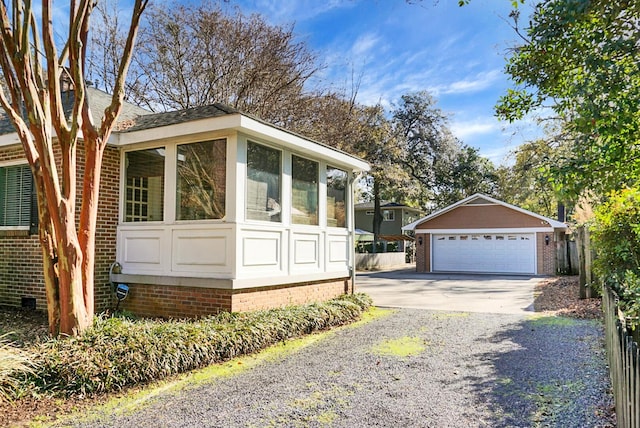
[118, 103, 239, 132]
[0, 87, 151, 136]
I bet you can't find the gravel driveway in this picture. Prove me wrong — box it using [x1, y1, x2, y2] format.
[68, 308, 613, 428]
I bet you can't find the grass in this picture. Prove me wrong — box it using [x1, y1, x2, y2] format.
[0, 334, 36, 402]
[371, 336, 427, 358]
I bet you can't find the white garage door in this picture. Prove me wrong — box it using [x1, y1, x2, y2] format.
[432, 233, 536, 274]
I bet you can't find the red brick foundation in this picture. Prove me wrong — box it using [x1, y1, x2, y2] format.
[118, 278, 353, 318]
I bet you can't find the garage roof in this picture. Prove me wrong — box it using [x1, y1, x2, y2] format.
[402, 193, 567, 232]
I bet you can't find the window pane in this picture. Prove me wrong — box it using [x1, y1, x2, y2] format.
[0, 164, 32, 227]
[292, 155, 318, 225]
[125, 148, 165, 222]
[326, 167, 347, 228]
[246, 142, 281, 222]
[176, 139, 226, 220]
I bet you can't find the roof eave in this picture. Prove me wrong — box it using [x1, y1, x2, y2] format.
[402, 193, 567, 231]
[113, 113, 370, 172]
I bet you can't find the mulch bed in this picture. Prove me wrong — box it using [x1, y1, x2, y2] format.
[533, 275, 603, 320]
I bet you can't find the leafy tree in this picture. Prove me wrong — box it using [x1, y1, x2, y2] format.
[591, 188, 640, 320]
[392, 91, 497, 211]
[0, 1, 148, 336]
[496, 0, 640, 198]
[89, 1, 319, 126]
[495, 139, 558, 217]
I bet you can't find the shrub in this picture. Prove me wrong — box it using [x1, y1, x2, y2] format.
[592, 188, 640, 287]
[591, 187, 640, 323]
[29, 293, 372, 397]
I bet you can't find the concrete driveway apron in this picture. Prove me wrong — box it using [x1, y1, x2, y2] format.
[355, 268, 542, 314]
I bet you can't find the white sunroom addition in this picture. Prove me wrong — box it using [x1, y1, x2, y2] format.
[111, 106, 370, 290]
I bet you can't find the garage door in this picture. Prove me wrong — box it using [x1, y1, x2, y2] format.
[432, 233, 536, 274]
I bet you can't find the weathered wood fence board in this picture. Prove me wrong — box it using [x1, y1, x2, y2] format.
[604, 286, 640, 427]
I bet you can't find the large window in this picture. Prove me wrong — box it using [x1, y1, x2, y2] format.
[246, 142, 281, 222]
[176, 139, 226, 220]
[326, 166, 347, 228]
[291, 155, 318, 225]
[0, 164, 33, 228]
[125, 148, 165, 222]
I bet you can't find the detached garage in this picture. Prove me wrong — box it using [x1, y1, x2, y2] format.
[403, 194, 567, 275]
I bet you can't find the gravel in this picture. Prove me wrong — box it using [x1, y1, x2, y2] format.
[65, 308, 614, 428]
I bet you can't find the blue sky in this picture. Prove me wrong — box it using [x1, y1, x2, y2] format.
[220, 0, 540, 165]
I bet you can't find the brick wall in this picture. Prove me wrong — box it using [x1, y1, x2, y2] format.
[118, 278, 352, 318]
[537, 232, 556, 275]
[415, 233, 429, 272]
[0, 144, 119, 311]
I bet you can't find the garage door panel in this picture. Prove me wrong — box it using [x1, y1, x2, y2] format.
[433, 233, 535, 274]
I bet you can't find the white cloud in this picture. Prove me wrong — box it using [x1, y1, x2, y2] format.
[431, 69, 503, 96]
[252, 0, 354, 24]
[450, 118, 500, 140]
[351, 33, 381, 57]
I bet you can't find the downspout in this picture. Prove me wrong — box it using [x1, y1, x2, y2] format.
[349, 171, 361, 294]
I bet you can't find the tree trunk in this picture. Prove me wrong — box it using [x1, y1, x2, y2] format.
[78, 139, 105, 318]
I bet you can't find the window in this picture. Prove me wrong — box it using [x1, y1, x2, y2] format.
[383, 209, 395, 221]
[246, 142, 281, 222]
[176, 139, 226, 220]
[291, 155, 318, 225]
[125, 148, 165, 222]
[326, 167, 347, 228]
[366, 210, 374, 216]
[0, 164, 33, 228]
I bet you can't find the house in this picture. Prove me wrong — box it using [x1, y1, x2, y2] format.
[402, 194, 566, 275]
[354, 201, 422, 251]
[353, 202, 421, 270]
[0, 88, 369, 317]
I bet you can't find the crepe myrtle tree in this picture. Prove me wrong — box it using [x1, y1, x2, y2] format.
[0, 0, 148, 336]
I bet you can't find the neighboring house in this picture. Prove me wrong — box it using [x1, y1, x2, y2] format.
[354, 201, 422, 250]
[0, 88, 369, 317]
[402, 194, 567, 275]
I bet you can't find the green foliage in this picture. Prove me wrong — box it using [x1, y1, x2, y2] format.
[25, 294, 371, 397]
[591, 188, 640, 286]
[0, 335, 36, 402]
[616, 271, 640, 328]
[391, 91, 498, 211]
[591, 187, 640, 323]
[497, 1, 640, 197]
[495, 139, 559, 217]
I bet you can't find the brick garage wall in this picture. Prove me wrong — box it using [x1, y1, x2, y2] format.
[415, 233, 430, 272]
[118, 278, 352, 318]
[537, 232, 556, 275]
[0, 144, 119, 312]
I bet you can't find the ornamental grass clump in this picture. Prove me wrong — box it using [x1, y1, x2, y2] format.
[0, 335, 36, 402]
[30, 293, 372, 397]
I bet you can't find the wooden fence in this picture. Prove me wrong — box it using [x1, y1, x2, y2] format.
[604, 285, 640, 427]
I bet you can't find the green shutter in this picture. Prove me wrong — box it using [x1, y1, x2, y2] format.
[0, 164, 33, 227]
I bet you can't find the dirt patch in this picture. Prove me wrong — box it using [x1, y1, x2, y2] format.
[533, 276, 602, 320]
[0, 306, 50, 346]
